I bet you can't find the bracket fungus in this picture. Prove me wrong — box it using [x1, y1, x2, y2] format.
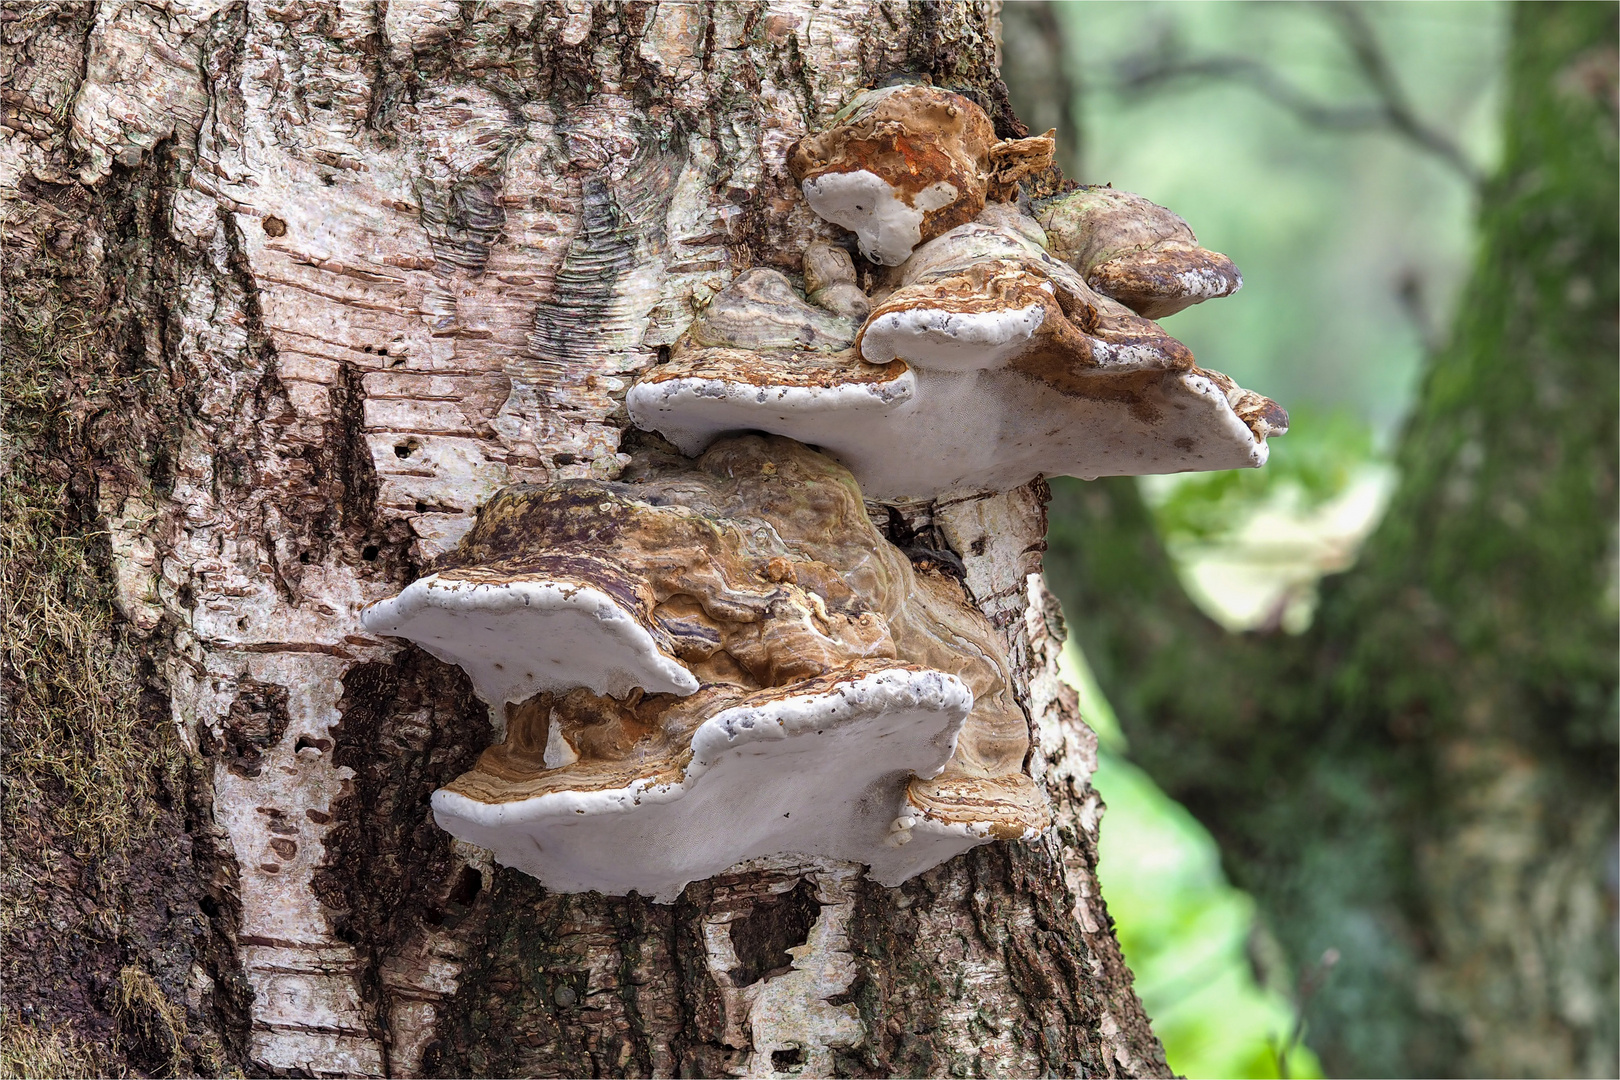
[628, 84, 1286, 501]
[362, 437, 1048, 901]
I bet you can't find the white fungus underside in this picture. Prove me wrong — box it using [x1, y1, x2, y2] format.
[360, 575, 699, 708]
[860, 303, 1047, 371]
[802, 170, 957, 267]
[627, 367, 917, 459]
[431, 666, 988, 902]
[631, 364, 1266, 501]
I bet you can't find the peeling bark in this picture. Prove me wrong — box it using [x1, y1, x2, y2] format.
[3, 2, 1166, 1075]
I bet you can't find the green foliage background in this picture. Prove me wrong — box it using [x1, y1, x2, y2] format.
[1039, 3, 1524, 1076]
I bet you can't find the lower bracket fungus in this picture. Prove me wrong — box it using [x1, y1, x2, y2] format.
[362, 437, 1049, 900]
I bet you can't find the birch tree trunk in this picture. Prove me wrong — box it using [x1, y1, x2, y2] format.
[1, 3, 1168, 1076]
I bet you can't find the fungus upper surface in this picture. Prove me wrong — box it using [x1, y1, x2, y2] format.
[364, 437, 1049, 899]
[1035, 186, 1245, 320]
[630, 215, 1285, 500]
[788, 84, 1000, 266]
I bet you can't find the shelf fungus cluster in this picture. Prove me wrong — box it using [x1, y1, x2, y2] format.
[363, 437, 1047, 901]
[364, 83, 1286, 899]
[628, 83, 1286, 501]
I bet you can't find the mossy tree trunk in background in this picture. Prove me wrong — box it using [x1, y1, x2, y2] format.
[1045, 3, 1618, 1076]
[2, 3, 1168, 1077]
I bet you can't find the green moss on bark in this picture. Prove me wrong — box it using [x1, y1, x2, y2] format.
[2, 162, 249, 1077]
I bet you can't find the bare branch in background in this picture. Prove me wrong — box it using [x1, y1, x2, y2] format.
[1000, 0, 1084, 178]
[1318, 2, 1487, 187]
[1112, 2, 1485, 189]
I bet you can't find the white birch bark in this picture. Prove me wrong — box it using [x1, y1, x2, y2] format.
[3, 2, 1168, 1075]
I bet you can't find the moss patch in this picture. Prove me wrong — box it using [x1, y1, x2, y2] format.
[2, 165, 248, 1074]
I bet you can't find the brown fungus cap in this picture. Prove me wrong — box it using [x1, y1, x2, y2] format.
[1036, 186, 1244, 319]
[788, 84, 999, 265]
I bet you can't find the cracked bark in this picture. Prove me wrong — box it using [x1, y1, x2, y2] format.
[2, 2, 1166, 1076]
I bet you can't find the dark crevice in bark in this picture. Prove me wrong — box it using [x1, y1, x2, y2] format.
[314, 652, 492, 1060]
[727, 879, 821, 987]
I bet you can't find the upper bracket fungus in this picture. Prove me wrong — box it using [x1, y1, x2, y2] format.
[628, 84, 1286, 501]
[362, 437, 1048, 901]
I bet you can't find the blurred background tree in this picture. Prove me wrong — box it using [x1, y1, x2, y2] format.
[1007, 2, 1618, 1076]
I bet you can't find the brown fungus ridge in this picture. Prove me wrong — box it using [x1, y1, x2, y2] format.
[638, 346, 911, 392]
[434, 436, 1047, 836]
[986, 128, 1057, 203]
[789, 84, 998, 242]
[1036, 186, 1244, 320]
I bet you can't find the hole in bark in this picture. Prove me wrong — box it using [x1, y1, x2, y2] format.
[377, 348, 389, 356]
[361, 544, 380, 561]
[395, 441, 417, 458]
[415, 502, 428, 513]
[262, 216, 287, 237]
[771, 1048, 804, 1070]
[825, 971, 867, 1007]
[199, 895, 219, 917]
[447, 865, 482, 906]
[298, 551, 310, 564]
[728, 879, 820, 986]
[294, 735, 332, 754]
[363, 345, 374, 353]
[223, 680, 290, 778]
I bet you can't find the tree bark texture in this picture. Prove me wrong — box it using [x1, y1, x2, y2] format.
[1044, 3, 1618, 1077]
[2, 3, 1168, 1077]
